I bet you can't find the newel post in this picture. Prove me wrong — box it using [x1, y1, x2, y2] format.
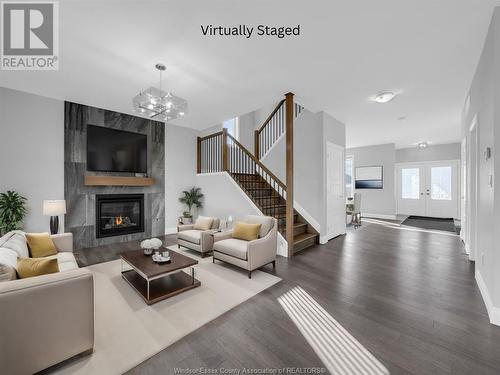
[197, 136, 201, 174]
[285, 92, 294, 257]
[222, 128, 228, 172]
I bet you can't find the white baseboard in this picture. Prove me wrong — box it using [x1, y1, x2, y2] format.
[319, 235, 329, 244]
[362, 213, 397, 220]
[165, 227, 177, 235]
[475, 271, 500, 326]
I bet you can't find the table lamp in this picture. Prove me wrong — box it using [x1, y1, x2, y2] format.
[43, 200, 66, 234]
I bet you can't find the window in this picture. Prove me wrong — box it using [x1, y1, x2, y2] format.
[431, 166, 452, 200]
[345, 156, 353, 198]
[401, 168, 420, 199]
[223, 117, 239, 139]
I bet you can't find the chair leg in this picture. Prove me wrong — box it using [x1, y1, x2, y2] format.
[178, 244, 180, 249]
[212, 256, 215, 263]
[248, 271, 252, 279]
[272, 260, 276, 268]
[201, 252, 206, 258]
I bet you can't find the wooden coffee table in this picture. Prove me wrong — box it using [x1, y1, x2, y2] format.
[120, 249, 200, 305]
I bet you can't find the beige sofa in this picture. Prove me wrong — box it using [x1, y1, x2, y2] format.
[0, 231, 94, 375]
[213, 215, 277, 278]
[177, 217, 220, 257]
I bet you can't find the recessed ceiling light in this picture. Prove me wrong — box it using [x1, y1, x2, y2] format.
[372, 91, 396, 104]
[418, 142, 428, 149]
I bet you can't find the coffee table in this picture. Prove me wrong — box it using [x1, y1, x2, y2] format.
[120, 249, 200, 305]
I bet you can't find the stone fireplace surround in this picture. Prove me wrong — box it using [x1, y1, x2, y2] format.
[64, 102, 165, 250]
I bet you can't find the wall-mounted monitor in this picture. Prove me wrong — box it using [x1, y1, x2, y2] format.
[355, 166, 383, 189]
[87, 125, 147, 173]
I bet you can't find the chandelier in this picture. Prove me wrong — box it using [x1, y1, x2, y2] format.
[132, 63, 188, 121]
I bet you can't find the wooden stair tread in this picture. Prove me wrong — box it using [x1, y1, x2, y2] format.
[293, 232, 318, 244]
[261, 204, 286, 209]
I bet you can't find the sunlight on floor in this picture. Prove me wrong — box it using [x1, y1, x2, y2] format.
[278, 286, 389, 375]
[362, 218, 458, 237]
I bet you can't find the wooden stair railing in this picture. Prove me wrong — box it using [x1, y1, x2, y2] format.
[197, 124, 319, 255]
[254, 98, 303, 160]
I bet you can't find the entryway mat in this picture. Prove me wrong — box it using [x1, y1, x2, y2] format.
[401, 215, 457, 233]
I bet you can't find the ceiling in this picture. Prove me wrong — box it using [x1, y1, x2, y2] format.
[1, 0, 499, 148]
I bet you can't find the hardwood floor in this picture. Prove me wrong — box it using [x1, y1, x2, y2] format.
[76, 221, 500, 375]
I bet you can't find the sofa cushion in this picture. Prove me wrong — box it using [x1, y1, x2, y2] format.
[0, 247, 18, 268]
[26, 233, 57, 258]
[0, 231, 29, 258]
[214, 238, 248, 260]
[194, 216, 214, 231]
[178, 230, 202, 244]
[232, 222, 261, 241]
[0, 264, 16, 281]
[16, 257, 59, 279]
[244, 215, 273, 238]
[46, 252, 79, 272]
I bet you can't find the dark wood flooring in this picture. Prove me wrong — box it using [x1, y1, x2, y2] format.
[74, 222, 500, 375]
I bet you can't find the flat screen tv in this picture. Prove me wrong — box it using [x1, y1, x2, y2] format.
[87, 125, 147, 173]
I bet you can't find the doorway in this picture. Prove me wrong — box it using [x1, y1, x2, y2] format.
[396, 161, 459, 218]
[326, 142, 346, 240]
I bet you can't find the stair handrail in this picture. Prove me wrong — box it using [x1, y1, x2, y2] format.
[226, 133, 287, 195]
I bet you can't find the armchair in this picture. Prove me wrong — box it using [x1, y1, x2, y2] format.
[213, 215, 277, 278]
[177, 216, 220, 257]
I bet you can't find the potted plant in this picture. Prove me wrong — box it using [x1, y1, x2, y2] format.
[0, 191, 27, 235]
[178, 187, 203, 224]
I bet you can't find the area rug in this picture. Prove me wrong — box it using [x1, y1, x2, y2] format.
[401, 215, 457, 233]
[51, 246, 281, 375]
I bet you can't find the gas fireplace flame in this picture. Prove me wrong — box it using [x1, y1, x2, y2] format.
[115, 216, 123, 226]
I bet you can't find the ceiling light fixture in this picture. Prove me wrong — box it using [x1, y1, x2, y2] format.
[372, 91, 396, 104]
[418, 142, 428, 149]
[132, 63, 188, 122]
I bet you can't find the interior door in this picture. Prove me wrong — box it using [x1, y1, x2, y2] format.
[326, 142, 346, 239]
[425, 161, 459, 218]
[397, 165, 426, 216]
[460, 139, 466, 243]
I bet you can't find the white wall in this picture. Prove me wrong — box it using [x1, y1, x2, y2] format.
[346, 144, 396, 218]
[0, 87, 64, 233]
[462, 8, 499, 325]
[396, 143, 461, 163]
[165, 124, 199, 232]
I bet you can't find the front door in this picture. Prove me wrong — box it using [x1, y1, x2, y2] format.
[397, 161, 459, 218]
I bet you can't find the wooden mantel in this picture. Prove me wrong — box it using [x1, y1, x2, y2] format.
[84, 175, 155, 186]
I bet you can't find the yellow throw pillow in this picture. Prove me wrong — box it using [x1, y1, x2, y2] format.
[194, 216, 214, 231]
[26, 233, 57, 258]
[16, 258, 59, 279]
[232, 222, 261, 241]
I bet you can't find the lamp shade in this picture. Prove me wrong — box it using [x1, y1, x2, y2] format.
[43, 200, 66, 216]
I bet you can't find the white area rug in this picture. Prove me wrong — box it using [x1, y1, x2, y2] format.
[52, 246, 281, 375]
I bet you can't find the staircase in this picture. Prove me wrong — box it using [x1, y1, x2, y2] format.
[231, 172, 318, 253]
[197, 117, 319, 255]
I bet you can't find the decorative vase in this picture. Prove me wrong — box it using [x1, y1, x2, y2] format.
[143, 248, 153, 256]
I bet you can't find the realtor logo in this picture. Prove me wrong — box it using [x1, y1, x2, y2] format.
[1, 1, 59, 70]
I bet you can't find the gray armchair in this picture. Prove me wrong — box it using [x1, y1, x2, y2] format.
[213, 215, 277, 278]
[177, 216, 220, 257]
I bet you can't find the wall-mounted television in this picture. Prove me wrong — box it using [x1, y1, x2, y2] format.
[87, 125, 147, 173]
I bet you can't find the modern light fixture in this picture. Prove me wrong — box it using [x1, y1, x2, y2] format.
[418, 142, 428, 149]
[132, 63, 188, 121]
[372, 91, 396, 104]
[43, 200, 66, 234]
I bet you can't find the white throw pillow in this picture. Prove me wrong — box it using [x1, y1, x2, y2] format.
[194, 216, 214, 231]
[0, 247, 18, 268]
[1, 231, 29, 258]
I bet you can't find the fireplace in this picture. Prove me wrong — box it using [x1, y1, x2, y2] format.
[96, 194, 144, 238]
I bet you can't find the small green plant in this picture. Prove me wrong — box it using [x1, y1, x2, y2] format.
[179, 187, 203, 218]
[0, 191, 27, 235]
